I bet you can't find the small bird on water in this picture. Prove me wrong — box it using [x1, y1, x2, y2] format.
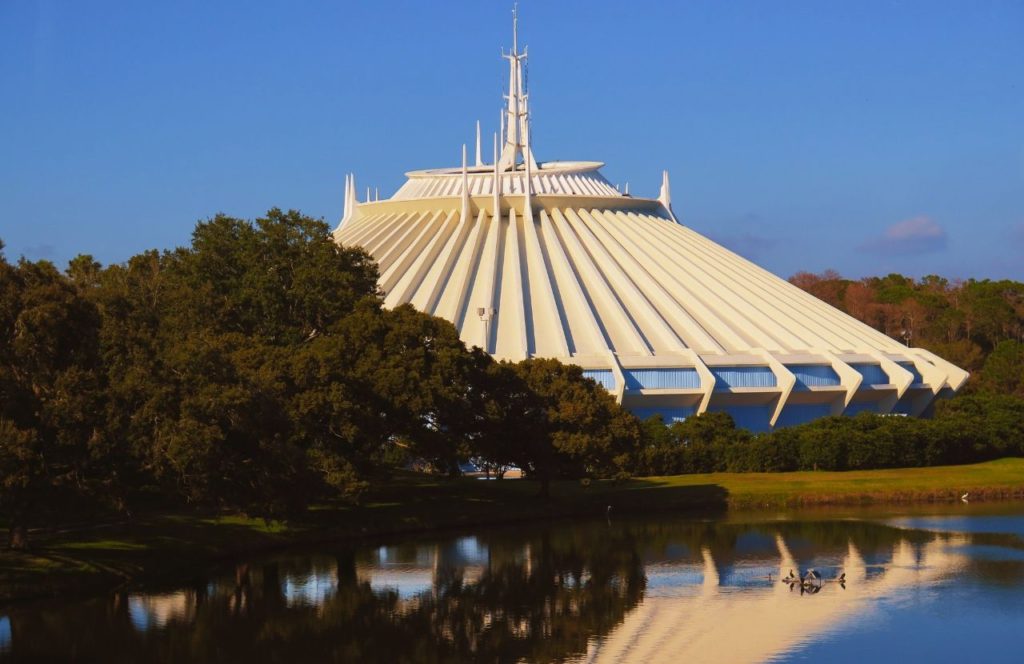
[961, 492, 970, 503]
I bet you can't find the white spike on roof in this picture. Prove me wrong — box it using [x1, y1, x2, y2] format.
[332, 7, 967, 431]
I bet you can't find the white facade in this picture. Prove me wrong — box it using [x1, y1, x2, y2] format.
[334, 10, 967, 431]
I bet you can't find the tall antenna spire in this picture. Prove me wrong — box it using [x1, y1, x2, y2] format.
[498, 3, 538, 172]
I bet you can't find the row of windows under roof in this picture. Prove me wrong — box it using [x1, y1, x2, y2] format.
[583, 363, 920, 391]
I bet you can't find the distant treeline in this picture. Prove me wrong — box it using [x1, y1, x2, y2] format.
[2, 212, 1022, 549]
[790, 270, 1024, 395]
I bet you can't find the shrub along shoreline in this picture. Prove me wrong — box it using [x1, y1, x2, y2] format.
[2, 458, 1023, 604]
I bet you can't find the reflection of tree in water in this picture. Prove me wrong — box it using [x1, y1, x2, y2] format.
[1, 517, 1022, 662]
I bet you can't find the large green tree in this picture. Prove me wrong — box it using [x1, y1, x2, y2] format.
[91, 210, 382, 516]
[481, 359, 640, 496]
[0, 247, 106, 548]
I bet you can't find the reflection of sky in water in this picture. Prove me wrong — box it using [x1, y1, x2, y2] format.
[775, 579, 1024, 664]
[358, 565, 434, 599]
[887, 515, 1024, 539]
[644, 565, 705, 592]
[947, 544, 1024, 561]
[0, 616, 10, 653]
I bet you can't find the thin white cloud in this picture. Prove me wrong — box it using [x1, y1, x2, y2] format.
[859, 215, 947, 255]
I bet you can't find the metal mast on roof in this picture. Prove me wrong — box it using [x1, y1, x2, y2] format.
[498, 3, 538, 172]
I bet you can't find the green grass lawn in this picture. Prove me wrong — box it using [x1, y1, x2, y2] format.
[2, 458, 1023, 603]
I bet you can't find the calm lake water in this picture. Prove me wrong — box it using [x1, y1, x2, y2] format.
[2, 504, 1024, 663]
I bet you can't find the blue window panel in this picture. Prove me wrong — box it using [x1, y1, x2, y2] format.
[624, 368, 701, 390]
[898, 362, 924, 384]
[775, 403, 833, 428]
[892, 398, 915, 415]
[850, 363, 889, 385]
[582, 369, 616, 391]
[629, 406, 696, 424]
[787, 365, 841, 390]
[708, 405, 773, 433]
[710, 366, 777, 389]
[844, 401, 878, 416]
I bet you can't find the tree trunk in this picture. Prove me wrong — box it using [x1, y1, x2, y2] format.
[9, 523, 28, 550]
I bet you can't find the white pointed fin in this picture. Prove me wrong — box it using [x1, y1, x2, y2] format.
[685, 349, 716, 415]
[523, 126, 532, 221]
[337, 173, 357, 231]
[911, 347, 969, 392]
[659, 170, 683, 225]
[461, 144, 472, 223]
[870, 351, 914, 414]
[812, 348, 863, 415]
[492, 133, 500, 218]
[658, 170, 671, 208]
[755, 349, 796, 428]
[475, 121, 483, 167]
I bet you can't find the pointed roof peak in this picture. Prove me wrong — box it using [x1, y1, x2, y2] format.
[498, 3, 537, 172]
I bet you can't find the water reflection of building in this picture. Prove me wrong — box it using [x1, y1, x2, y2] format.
[0, 615, 11, 653]
[127, 591, 196, 632]
[578, 533, 970, 664]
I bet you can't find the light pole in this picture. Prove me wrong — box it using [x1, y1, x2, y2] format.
[478, 307, 497, 350]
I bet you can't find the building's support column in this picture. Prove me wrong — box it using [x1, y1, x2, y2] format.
[755, 349, 796, 428]
[813, 348, 863, 416]
[869, 351, 915, 414]
[686, 350, 717, 414]
[911, 347, 969, 392]
[905, 355, 946, 417]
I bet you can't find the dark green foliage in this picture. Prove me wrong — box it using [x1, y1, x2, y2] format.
[474, 359, 641, 495]
[0, 253, 107, 547]
[634, 393, 1024, 476]
[980, 340, 1024, 395]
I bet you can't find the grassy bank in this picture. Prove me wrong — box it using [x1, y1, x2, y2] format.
[2, 458, 1023, 603]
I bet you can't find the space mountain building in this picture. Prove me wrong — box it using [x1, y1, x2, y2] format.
[333, 14, 967, 432]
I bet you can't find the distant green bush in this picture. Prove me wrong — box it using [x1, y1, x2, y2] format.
[633, 392, 1024, 476]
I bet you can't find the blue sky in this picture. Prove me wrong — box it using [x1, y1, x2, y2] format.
[2, 0, 1022, 281]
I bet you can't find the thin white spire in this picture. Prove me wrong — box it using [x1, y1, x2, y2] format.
[475, 121, 483, 166]
[339, 173, 357, 228]
[460, 144, 471, 220]
[498, 2, 537, 172]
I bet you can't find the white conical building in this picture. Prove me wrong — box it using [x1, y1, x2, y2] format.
[334, 9, 967, 432]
